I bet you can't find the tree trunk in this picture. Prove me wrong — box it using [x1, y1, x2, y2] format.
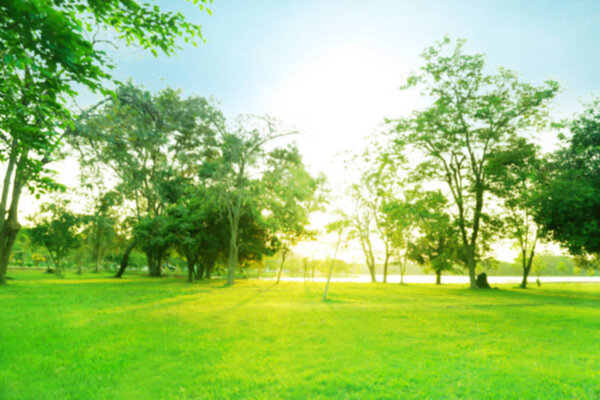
[303, 258, 308, 282]
[0, 174, 24, 285]
[115, 240, 136, 278]
[206, 258, 215, 280]
[187, 258, 195, 283]
[147, 252, 162, 277]
[435, 271, 441, 285]
[195, 262, 206, 280]
[383, 252, 390, 283]
[55, 256, 63, 278]
[467, 247, 477, 289]
[367, 262, 376, 283]
[520, 240, 537, 289]
[520, 266, 531, 289]
[227, 217, 239, 286]
[399, 254, 407, 285]
[276, 250, 287, 284]
[323, 234, 342, 301]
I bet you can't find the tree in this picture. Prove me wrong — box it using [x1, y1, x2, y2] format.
[357, 141, 406, 283]
[29, 198, 82, 277]
[537, 100, 600, 271]
[381, 195, 417, 285]
[392, 37, 558, 288]
[0, 0, 212, 285]
[322, 219, 350, 301]
[487, 137, 544, 288]
[407, 191, 462, 285]
[167, 186, 226, 282]
[264, 147, 324, 284]
[71, 83, 224, 277]
[83, 192, 120, 273]
[203, 116, 296, 286]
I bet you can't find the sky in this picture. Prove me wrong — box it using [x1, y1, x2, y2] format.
[23, 0, 600, 262]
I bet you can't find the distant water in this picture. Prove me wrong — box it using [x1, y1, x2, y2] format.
[265, 274, 600, 284]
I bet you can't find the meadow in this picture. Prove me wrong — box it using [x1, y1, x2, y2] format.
[0, 270, 598, 399]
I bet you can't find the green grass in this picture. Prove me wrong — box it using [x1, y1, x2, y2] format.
[1, 270, 598, 399]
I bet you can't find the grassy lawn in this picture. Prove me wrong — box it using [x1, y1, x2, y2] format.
[0, 270, 598, 399]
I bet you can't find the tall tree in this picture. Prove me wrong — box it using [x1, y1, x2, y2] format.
[357, 141, 405, 283]
[203, 116, 296, 286]
[264, 147, 324, 284]
[71, 84, 223, 276]
[536, 100, 600, 272]
[0, 0, 212, 284]
[381, 194, 417, 285]
[392, 37, 558, 288]
[83, 191, 120, 273]
[487, 137, 543, 288]
[167, 186, 226, 282]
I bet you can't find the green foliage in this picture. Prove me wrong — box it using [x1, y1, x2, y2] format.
[407, 191, 462, 282]
[537, 100, 600, 267]
[203, 116, 314, 285]
[486, 136, 544, 286]
[29, 198, 82, 276]
[392, 37, 558, 287]
[0, 0, 211, 284]
[71, 83, 223, 218]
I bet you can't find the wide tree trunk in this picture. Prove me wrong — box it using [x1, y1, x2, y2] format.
[466, 248, 477, 289]
[187, 258, 195, 283]
[0, 179, 23, 285]
[115, 240, 136, 278]
[0, 222, 19, 285]
[435, 271, 441, 285]
[55, 256, 63, 278]
[147, 252, 163, 277]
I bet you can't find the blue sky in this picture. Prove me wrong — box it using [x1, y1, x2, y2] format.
[87, 0, 600, 183]
[102, 0, 600, 115]
[52, 0, 600, 260]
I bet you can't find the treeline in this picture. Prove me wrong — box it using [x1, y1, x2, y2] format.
[333, 38, 600, 289]
[2, 1, 600, 289]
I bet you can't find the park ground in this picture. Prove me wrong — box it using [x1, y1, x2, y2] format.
[0, 270, 598, 399]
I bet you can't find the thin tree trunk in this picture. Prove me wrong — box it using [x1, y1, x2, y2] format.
[383, 250, 390, 284]
[276, 250, 287, 284]
[227, 216, 239, 286]
[322, 234, 342, 301]
[115, 240, 136, 278]
[399, 253, 408, 285]
[520, 242, 537, 289]
[436, 271, 441, 285]
[196, 262, 206, 280]
[303, 258, 308, 282]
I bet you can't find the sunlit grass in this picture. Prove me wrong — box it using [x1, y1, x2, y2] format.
[0, 270, 598, 399]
